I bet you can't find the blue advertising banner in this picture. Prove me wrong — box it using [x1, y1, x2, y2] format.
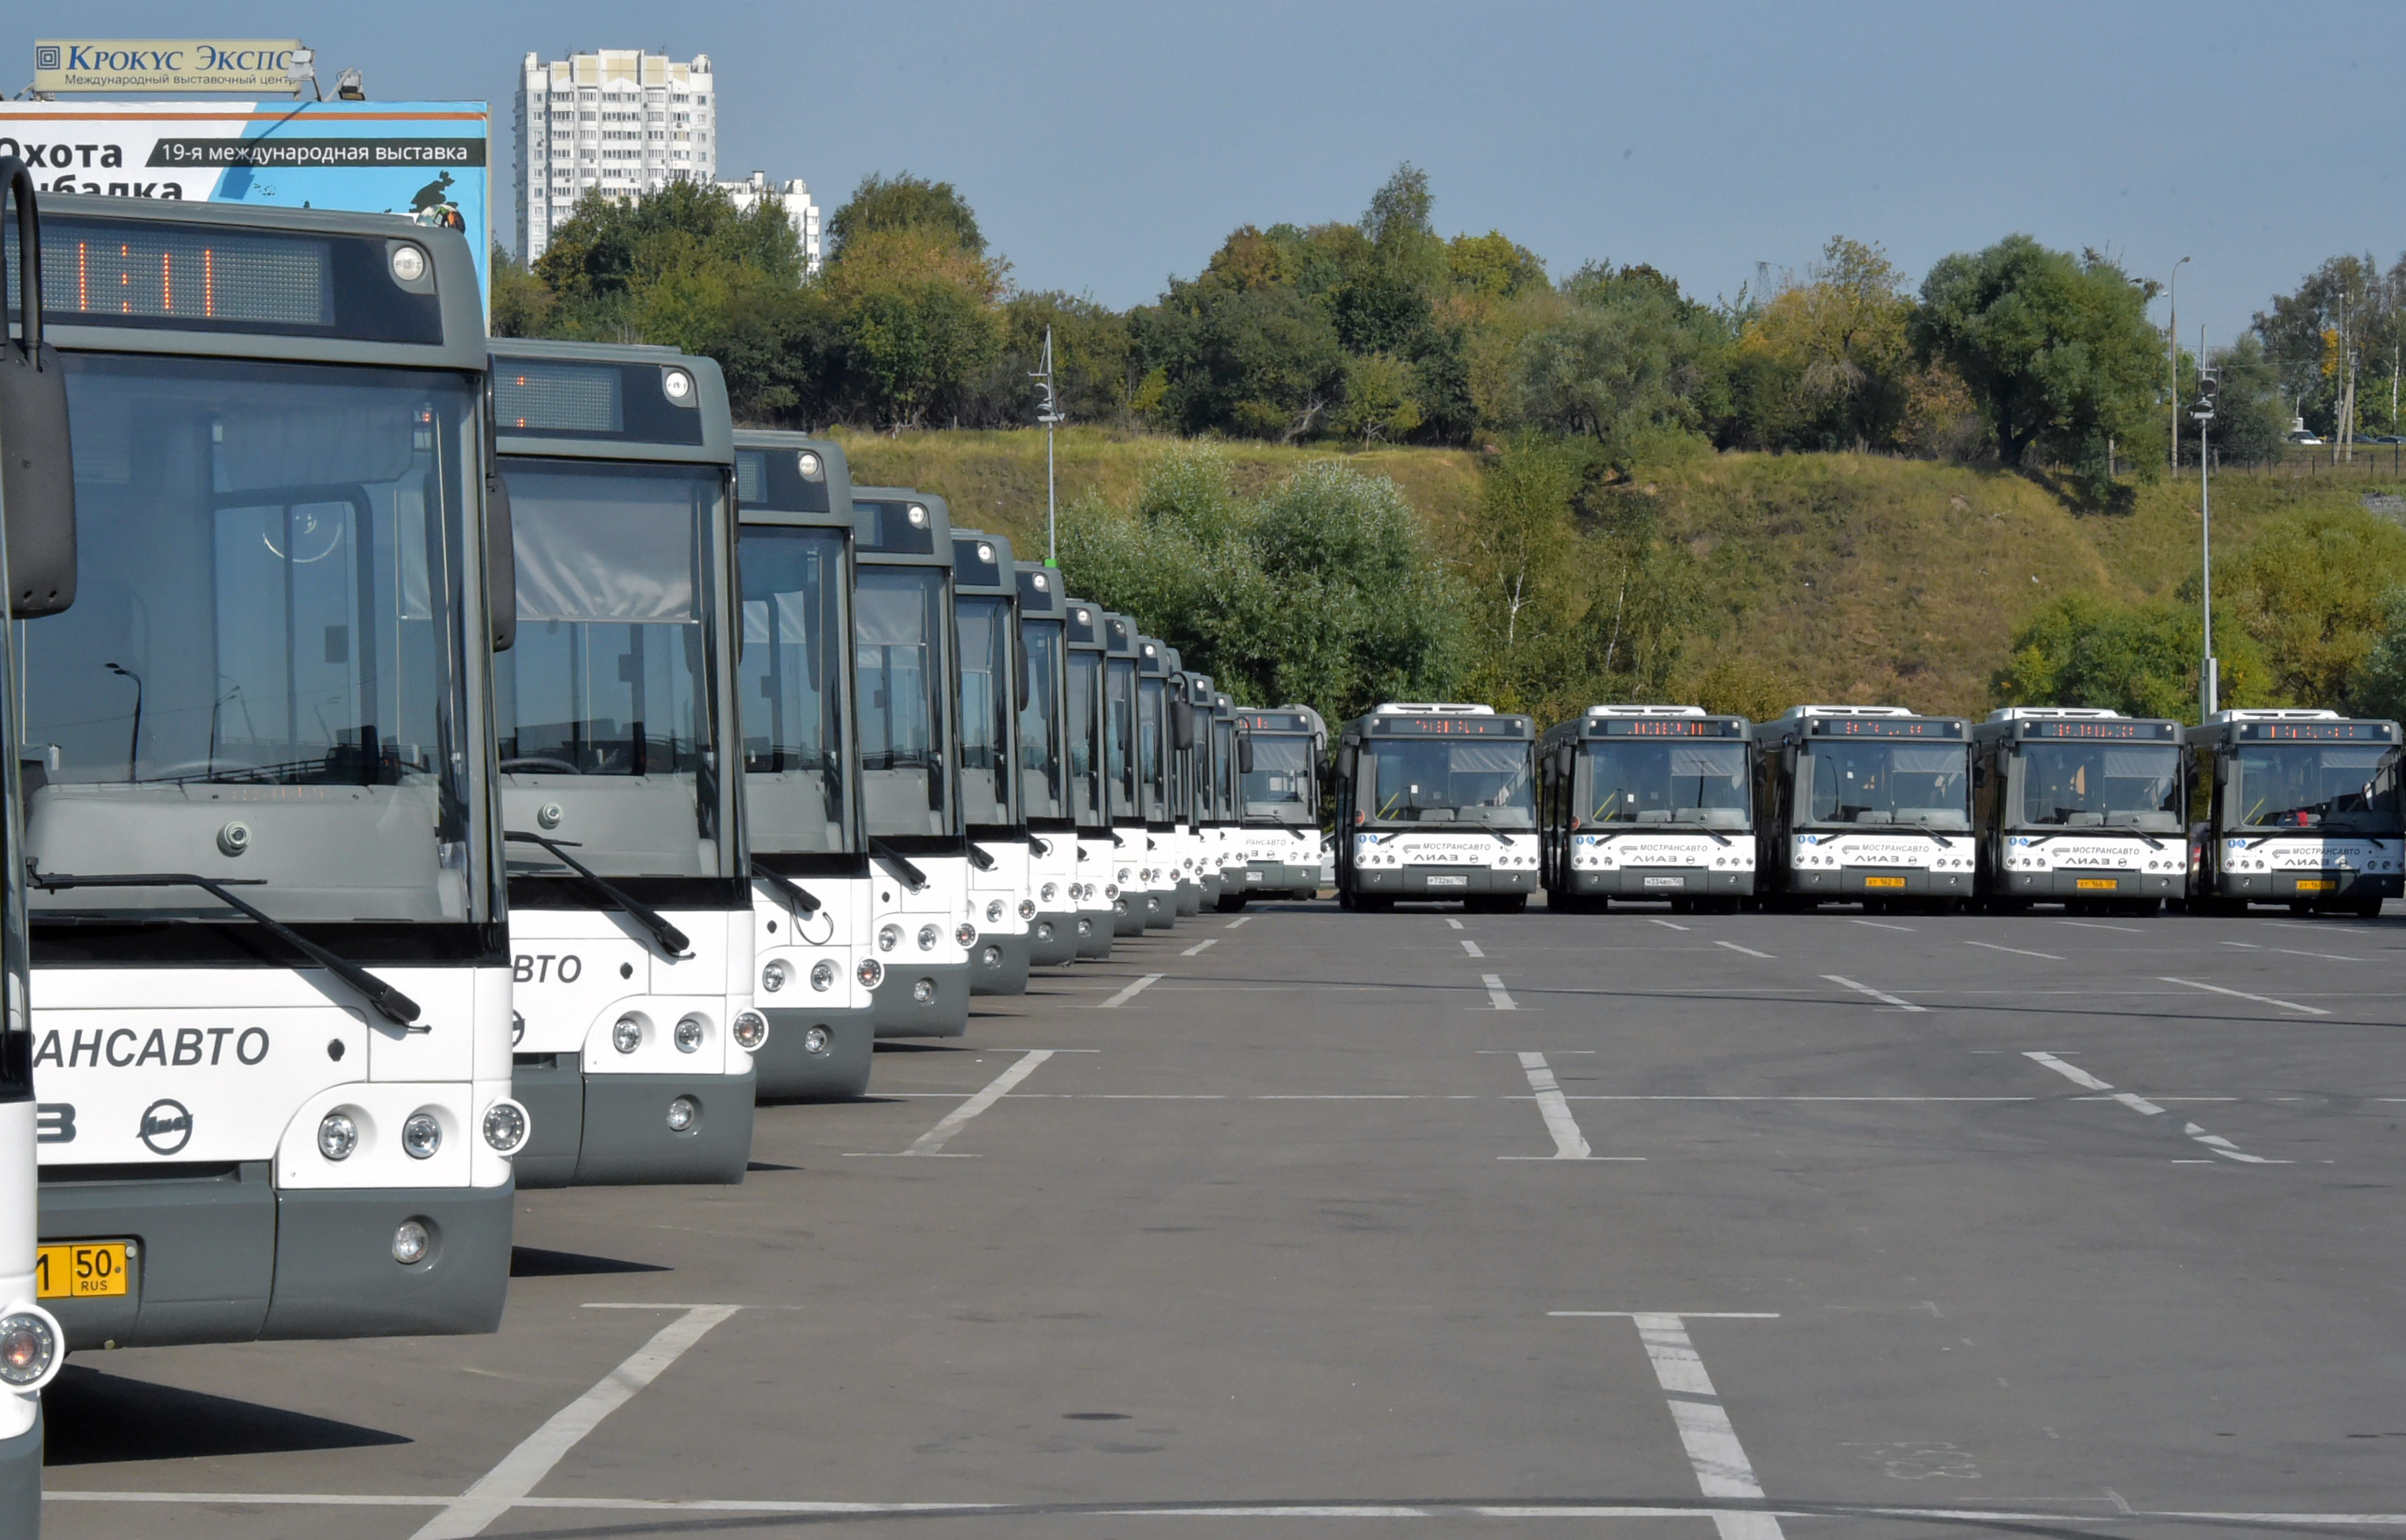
[0, 99, 491, 316]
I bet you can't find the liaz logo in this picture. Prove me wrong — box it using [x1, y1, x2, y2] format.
[138, 1098, 193, 1156]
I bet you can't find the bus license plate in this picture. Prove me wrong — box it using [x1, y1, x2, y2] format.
[1425, 874, 1467, 887]
[1863, 876, 1906, 889]
[1644, 876, 1684, 888]
[38, 1241, 130, 1299]
[2295, 879, 2335, 892]
[2075, 878, 2119, 890]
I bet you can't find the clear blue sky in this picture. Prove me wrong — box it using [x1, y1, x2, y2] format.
[6, 2, 2391, 343]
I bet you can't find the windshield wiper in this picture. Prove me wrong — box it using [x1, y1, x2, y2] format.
[2239, 824, 2393, 849]
[27, 865, 420, 1027]
[1029, 835, 1051, 858]
[869, 837, 927, 891]
[749, 860, 820, 916]
[506, 831, 692, 957]
[967, 843, 997, 871]
[1585, 822, 1734, 847]
[2024, 826, 2167, 850]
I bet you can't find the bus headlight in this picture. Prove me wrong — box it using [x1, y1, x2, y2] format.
[810, 959, 837, 992]
[803, 1027, 830, 1055]
[1018, 899, 1036, 920]
[1041, 883, 1058, 903]
[954, 923, 976, 948]
[1105, 884, 1119, 899]
[986, 899, 1004, 924]
[673, 1015, 706, 1053]
[880, 924, 902, 952]
[389, 242, 428, 284]
[732, 1011, 769, 1050]
[0, 1310, 59, 1389]
[402, 1111, 442, 1160]
[856, 958, 884, 989]
[392, 1221, 430, 1265]
[667, 1095, 699, 1132]
[612, 1016, 642, 1054]
[317, 1111, 358, 1161]
[919, 924, 941, 951]
[482, 1100, 529, 1153]
[761, 959, 790, 993]
[912, 978, 936, 1004]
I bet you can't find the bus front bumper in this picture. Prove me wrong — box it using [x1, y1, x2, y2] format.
[1244, 860, 1320, 894]
[1353, 867, 1537, 899]
[1564, 868, 1754, 898]
[2215, 869, 2400, 904]
[1077, 908, 1116, 958]
[1992, 869, 2186, 901]
[754, 1004, 876, 1101]
[1029, 910, 1080, 967]
[969, 931, 1032, 996]
[512, 1062, 756, 1187]
[1781, 868, 1972, 901]
[39, 1163, 513, 1350]
[871, 960, 972, 1038]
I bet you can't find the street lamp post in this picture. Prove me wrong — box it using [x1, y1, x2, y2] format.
[2167, 256, 2190, 471]
[1032, 326, 1064, 566]
[2194, 345, 2218, 719]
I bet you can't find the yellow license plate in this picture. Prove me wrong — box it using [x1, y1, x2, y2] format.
[38, 1242, 130, 1299]
[2295, 879, 2335, 892]
[2075, 877, 2119, 890]
[1864, 876, 1907, 889]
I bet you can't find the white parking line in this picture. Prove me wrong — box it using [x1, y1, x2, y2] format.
[893, 1050, 1057, 1157]
[1823, 974, 1924, 1012]
[410, 1303, 741, 1539]
[1965, 939, 2064, 961]
[2161, 976, 2330, 1016]
[1224, 915, 1253, 928]
[1511, 1053, 1591, 1160]
[1099, 973, 1166, 1008]
[1647, 917, 1689, 931]
[1551, 1312, 1785, 1539]
[1182, 939, 1218, 957]
[1461, 938, 1485, 958]
[1478, 973, 1516, 1010]
[2024, 1051, 2285, 1164]
[1715, 940, 1774, 959]
[1850, 919, 1915, 932]
[1446, 917, 1464, 930]
[2058, 920, 2144, 934]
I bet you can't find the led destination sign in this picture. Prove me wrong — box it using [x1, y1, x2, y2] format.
[1369, 715, 1531, 737]
[1809, 717, 1963, 740]
[1589, 717, 1743, 737]
[2024, 720, 2178, 740]
[2236, 721, 2397, 742]
[1237, 712, 1313, 733]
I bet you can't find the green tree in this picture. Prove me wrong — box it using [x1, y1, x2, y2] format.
[1513, 265, 1731, 469]
[1734, 236, 1914, 451]
[2220, 507, 2406, 706]
[1457, 436, 1584, 709]
[1992, 593, 2255, 718]
[2347, 586, 2406, 721]
[826, 172, 985, 258]
[1911, 235, 2164, 469]
[812, 228, 1006, 428]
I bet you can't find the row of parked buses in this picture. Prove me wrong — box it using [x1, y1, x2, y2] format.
[1332, 702, 2403, 918]
[0, 179, 1335, 1527]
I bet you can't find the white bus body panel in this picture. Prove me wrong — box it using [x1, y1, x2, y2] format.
[967, 836, 1034, 992]
[870, 852, 974, 1036]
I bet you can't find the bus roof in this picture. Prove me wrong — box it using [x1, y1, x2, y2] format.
[1014, 561, 1065, 616]
[1374, 702, 1493, 716]
[851, 485, 950, 564]
[492, 340, 731, 464]
[735, 431, 851, 527]
[950, 529, 1014, 595]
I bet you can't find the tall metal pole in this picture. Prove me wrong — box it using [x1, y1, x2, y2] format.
[2197, 324, 2216, 720]
[2168, 256, 2190, 471]
[1034, 326, 1063, 566]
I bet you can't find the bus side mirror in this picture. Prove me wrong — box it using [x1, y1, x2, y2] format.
[1170, 698, 1194, 751]
[485, 462, 516, 652]
[0, 160, 76, 620]
[1238, 736, 1254, 774]
[1554, 744, 1574, 779]
[1336, 742, 1357, 779]
[1014, 630, 1030, 713]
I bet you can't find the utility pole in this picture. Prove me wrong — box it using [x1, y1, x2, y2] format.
[2195, 340, 2218, 720]
[2167, 256, 2190, 470]
[1032, 326, 1064, 565]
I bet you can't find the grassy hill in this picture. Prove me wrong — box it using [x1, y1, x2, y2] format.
[829, 427, 2379, 717]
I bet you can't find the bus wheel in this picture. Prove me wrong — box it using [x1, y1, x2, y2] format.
[2289, 901, 2315, 917]
[2117, 899, 2164, 917]
[2353, 898, 2384, 919]
[1215, 892, 1248, 913]
[1357, 894, 1393, 913]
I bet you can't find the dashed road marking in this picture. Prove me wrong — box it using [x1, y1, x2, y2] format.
[1224, 915, 1253, 928]
[2024, 1051, 2286, 1164]
[1461, 938, 1485, 957]
[1099, 973, 1166, 1008]
[1850, 919, 1915, 932]
[2059, 920, 2144, 934]
[1182, 938, 1218, 956]
[1965, 939, 2064, 961]
[1647, 917, 1689, 931]
[1823, 974, 1924, 1012]
[1715, 941, 1774, 959]
[1511, 1052, 1591, 1160]
[1551, 1312, 1785, 1539]
[2161, 976, 2330, 1016]
[846, 1050, 1060, 1160]
[410, 1304, 740, 1539]
[1481, 973, 1516, 1011]
[1446, 917, 1464, 930]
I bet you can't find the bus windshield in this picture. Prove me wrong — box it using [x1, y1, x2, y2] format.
[1212, 719, 1235, 821]
[1138, 676, 1166, 820]
[497, 459, 727, 879]
[1067, 650, 1103, 826]
[2016, 742, 2180, 831]
[1105, 658, 1138, 820]
[957, 595, 1014, 826]
[1362, 740, 1535, 827]
[856, 567, 955, 838]
[739, 525, 850, 854]
[1018, 618, 1065, 821]
[1582, 741, 1748, 828]
[28, 354, 483, 924]
[1804, 740, 1969, 828]
[2229, 742, 2402, 833]
[1244, 735, 1316, 824]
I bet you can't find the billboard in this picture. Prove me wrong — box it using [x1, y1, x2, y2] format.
[33, 40, 307, 94]
[0, 100, 490, 315]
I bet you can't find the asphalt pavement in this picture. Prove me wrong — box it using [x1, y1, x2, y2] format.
[36, 899, 2406, 1538]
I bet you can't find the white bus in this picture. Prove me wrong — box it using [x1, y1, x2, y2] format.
[733, 432, 875, 1099]
[1100, 614, 1155, 936]
[1538, 705, 1755, 912]
[954, 532, 1035, 994]
[1062, 598, 1119, 956]
[1973, 707, 2188, 915]
[2185, 709, 2402, 917]
[1334, 705, 1541, 912]
[1229, 707, 1325, 905]
[853, 490, 974, 1035]
[1207, 693, 1248, 901]
[1014, 562, 1082, 967]
[492, 342, 760, 1184]
[1134, 634, 1181, 929]
[0, 158, 84, 1515]
[1751, 705, 1975, 911]
[27, 197, 519, 1347]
